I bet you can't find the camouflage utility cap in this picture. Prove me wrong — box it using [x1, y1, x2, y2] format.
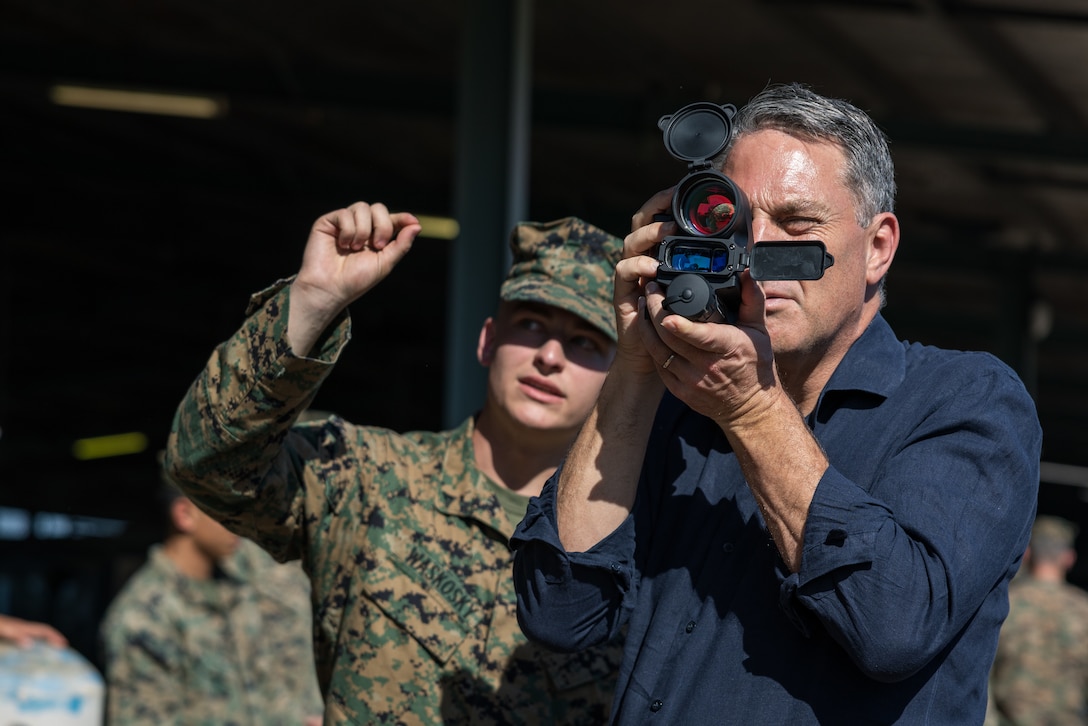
[500, 217, 624, 341]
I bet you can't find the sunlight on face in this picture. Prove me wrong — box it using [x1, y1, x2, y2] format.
[482, 301, 615, 433]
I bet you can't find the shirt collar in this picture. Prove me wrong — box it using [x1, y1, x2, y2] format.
[822, 313, 906, 401]
[434, 416, 512, 539]
[148, 544, 244, 606]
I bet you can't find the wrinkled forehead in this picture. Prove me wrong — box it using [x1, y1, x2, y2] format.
[721, 130, 860, 214]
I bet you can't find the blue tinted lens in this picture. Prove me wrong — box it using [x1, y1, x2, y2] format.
[671, 248, 711, 271]
[669, 245, 730, 272]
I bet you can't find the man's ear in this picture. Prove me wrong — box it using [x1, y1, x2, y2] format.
[171, 498, 196, 534]
[477, 317, 497, 366]
[1063, 548, 1077, 570]
[866, 212, 899, 286]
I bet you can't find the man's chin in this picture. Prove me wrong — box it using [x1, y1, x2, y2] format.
[510, 406, 578, 435]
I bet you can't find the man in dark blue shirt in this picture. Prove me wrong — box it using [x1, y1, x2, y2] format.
[511, 83, 1042, 724]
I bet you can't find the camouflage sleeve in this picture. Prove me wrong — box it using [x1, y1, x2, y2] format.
[165, 279, 350, 561]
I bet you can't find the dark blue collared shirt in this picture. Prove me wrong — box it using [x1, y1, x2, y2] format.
[512, 315, 1042, 725]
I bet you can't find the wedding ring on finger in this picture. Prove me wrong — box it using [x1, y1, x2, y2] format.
[662, 353, 676, 370]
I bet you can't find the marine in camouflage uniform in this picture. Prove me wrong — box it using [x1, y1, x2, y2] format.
[166, 204, 626, 724]
[990, 516, 1088, 725]
[100, 536, 324, 725]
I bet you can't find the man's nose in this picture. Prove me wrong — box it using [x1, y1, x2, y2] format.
[535, 337, 566, 369]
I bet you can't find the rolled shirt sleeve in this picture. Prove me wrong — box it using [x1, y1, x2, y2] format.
[784, 360, 1041, 682]
[512, 467, 637, 653]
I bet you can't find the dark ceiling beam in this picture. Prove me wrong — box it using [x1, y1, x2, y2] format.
[752, 4, 932, 116]
[977, 164, 1088, 247]
[880, 120, 1088, 164]
[6, 19, 1088, 165]
[938, 1, 1088, 24]
[924, 0, 1087, 132]
[762, 0, 1088, 130]
[767, 0, 1088, 24]
[8, 47, 1088, 169]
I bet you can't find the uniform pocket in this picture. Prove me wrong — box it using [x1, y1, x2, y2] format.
[359, 536, 484, 664]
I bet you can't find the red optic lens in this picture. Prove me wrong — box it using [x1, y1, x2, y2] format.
[682, 181, 736, 236]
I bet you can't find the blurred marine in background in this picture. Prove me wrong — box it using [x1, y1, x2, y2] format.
[990, 515, 1088, 725]
[99, 475, 323, 725]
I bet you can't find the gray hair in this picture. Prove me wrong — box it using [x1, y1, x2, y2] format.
[716, 83, 897, 227]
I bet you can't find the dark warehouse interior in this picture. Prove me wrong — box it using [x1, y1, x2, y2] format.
[3, 0, 1088, 670]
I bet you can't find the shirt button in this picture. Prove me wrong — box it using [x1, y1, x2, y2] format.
[685, 621, 696, 633]
[722, 542, 734, 553]
[650, 700, 663, 712]
[610, 562, 620, 572]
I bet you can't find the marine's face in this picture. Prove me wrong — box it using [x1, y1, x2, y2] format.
[722, 129, 889, 364]
[480, 301, 614, 434]
[187, 501, 240, 562]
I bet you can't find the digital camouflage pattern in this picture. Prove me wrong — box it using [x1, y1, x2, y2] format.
[166, 281, 623, 725]
[1032, 516, 1079, 552]
[990, 577, 1088, 725]
[499, 217, 624, 341]
[99, 539, 324, 725]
